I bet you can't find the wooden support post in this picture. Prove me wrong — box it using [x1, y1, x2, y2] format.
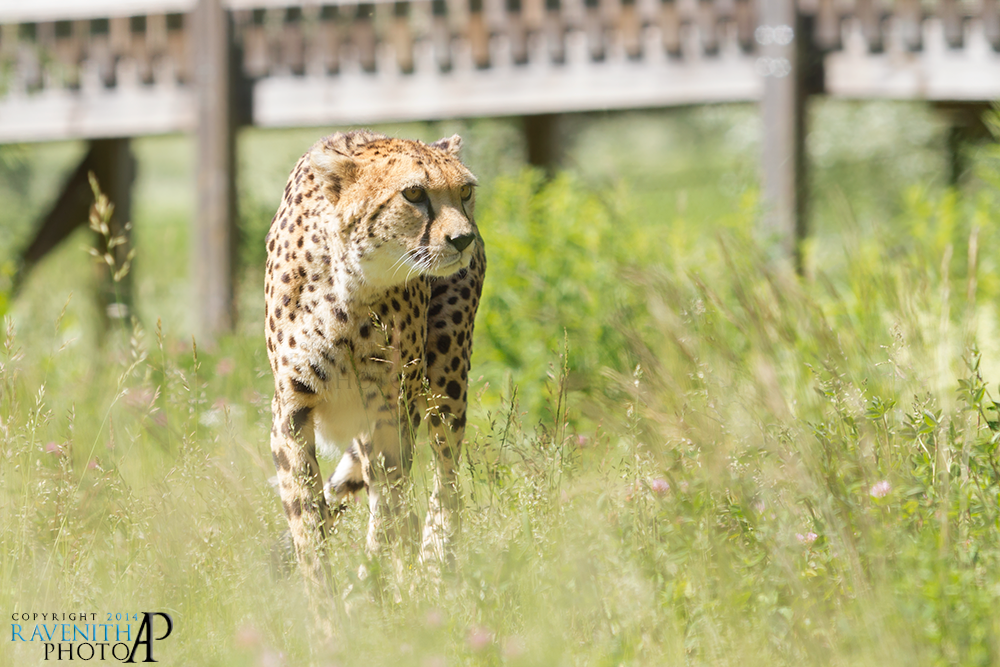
[523, 113, 563, 175]
[90, 138, 136, 328]
[935, 102, 992, 187]
[14, 138, 135, 329]
[193, 0, 238, 343]
[759, 0, 807, 268]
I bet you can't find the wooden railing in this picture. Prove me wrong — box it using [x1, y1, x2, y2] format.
[3, 0, 998, 140]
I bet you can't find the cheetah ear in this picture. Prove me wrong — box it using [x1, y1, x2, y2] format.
[431, 134, 463, 156]
[309, 142, 358, 205]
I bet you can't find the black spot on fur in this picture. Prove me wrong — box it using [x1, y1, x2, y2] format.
[436, 334, 451, 354]
[310, 362, 328, 382]
[291, 378, 316, 395]
[335, 479, 365, 495]
[446, 380, 462, 400]
[273, 448, 290, 471]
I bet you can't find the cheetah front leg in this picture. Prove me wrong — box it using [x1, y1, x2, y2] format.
[358, 404, 417, 556]
[270, 396, 334, 592]
[422, 410, 465, 568]
[421, 245, 485, 566]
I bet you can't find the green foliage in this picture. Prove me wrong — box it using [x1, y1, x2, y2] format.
[476, 170, 639, 415]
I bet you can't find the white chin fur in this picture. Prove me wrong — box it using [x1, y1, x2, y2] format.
[361, 246, 470, 285]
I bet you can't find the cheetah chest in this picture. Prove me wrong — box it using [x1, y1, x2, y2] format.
[307, 282, 431, 455]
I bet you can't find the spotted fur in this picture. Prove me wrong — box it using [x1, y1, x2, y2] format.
[265, 130, 485, 588]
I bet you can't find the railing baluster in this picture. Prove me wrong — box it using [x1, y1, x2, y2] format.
[937, 0, 964, 47]
[507, 0, 529, 64]
[429, 0, 453, 70]
[353, 3, 378, 73]
[468, 0, 491, 67]
[543, 0, 566, 63]
[88, 18, 116, 87]
[983, 0, 1000, 48]
[165, 12, 189, 84]
[893, 0, 922, 50]
[660, 0, 682, 55]
[281, 6, 306, 75]
[52, 20, 83, 88]
[698, 0, 718, 53]
[855, 0, 884, 51]
[391, 2, 416, 73]
[36, 22, 57, 89]
[620, 0, 644, 58]
[815, 0, 842, 48]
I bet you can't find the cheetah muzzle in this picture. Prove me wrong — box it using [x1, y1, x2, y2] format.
[264, 130, 486, 588]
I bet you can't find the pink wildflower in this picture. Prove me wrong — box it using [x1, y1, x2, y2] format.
[870, 480, 892, 498]
[234, 624, 261, 649]
[501, 636, 525, 659]
[650, 478, 670, 495]
[258, 649, 285, 667]
[796, 532, 818, 545]
[44, 442, 63, 455]
[466, 625, 494, 651]
[425, 609, 443, 629]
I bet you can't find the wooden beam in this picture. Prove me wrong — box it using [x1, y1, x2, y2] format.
[759, 0, 808, 266]
[192, 0, 237, 342]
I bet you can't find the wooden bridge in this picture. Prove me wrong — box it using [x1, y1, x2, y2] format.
[2, 0, 999, 339]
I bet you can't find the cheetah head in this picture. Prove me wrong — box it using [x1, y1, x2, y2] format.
[308, 131, 479, 289]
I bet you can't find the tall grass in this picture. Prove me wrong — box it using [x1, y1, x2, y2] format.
[3, 103, 1000, 665]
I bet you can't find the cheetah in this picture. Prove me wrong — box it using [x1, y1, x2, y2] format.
[264, 130, 485, 589]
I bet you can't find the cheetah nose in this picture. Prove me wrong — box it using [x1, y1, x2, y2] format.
[448, 234, 476, 252]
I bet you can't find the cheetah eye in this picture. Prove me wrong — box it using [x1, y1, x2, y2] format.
[460, 184, 473, 201]
[402, 187, 427, 203]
